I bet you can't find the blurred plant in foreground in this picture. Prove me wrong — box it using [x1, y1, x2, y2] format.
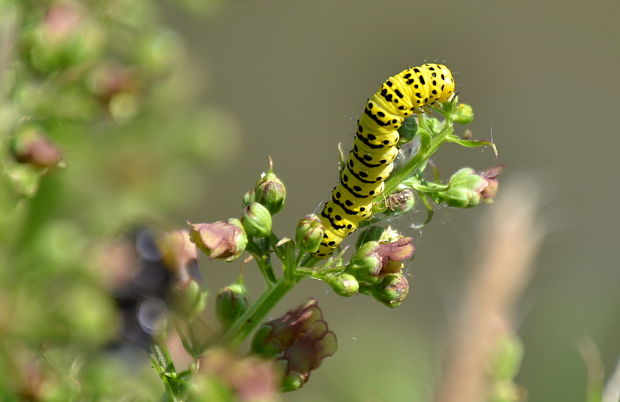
[0, 0, 235, 399]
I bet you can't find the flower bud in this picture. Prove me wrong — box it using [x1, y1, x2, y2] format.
[453, 103, 474, 124]
[480, 165, 504, 203]
[171, 279, 207, 320]
[242, 202, 272, 238]
[327, 273, 359, 297]
[189, 219, 247, 261]
[254, 169, 286, 214]
[440, 168, 487, 208]
[348, 241, 382, 284]
[385, 189, 415, 214]
[295, 214, 324, 253]
[242, 189, 255, 207]
[371, 273, 410, 307]
[11, 124, 62, 168]
[251, 298, 336, 391]
[215, 283, 248, 329]
[281, 372, 305, 393]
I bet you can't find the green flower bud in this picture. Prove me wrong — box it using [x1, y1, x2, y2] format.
[242, 189, 255, 207]
[440, 168, 487, 208]
[385, 189, 415, 214]
[215, 283, 249, 329]
[242, 202, 272, 237]
[295, 214, 324, 253]
[26, 3, 104, 73]
[189, 219, 247, 261]
[328, 273, 359, 297]
[453, 103, 474, 124]
[171, 279, 207, 319]
[251, 325, 280, 357]
[281, 372, 305, 392]
[254, 169, 286, 214]
[348, 255, 382, 284]
[371, 273, 410, 308]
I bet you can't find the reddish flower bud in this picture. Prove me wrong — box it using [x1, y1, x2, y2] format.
[479, 165, 504, 203]
[11, 125, 62, 168]
[189, 219, 247, 261]
[371, 273, 410, 308]
[350, 237, 414, 285]
[251, 298, 336, 391]
[374, 237, 415, 270]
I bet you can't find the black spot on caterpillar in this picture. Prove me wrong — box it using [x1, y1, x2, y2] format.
[313, 63, 455, 258]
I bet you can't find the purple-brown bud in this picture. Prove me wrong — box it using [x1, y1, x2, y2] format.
[349, 237, 414, 285]
[371, 273, 410, 308]
[295, 214, 324, 253]
[11, 125, 62, 168]
[189, 219, 247, 261]
[479, 165, 504, 203]
[251, 298, 336, 391]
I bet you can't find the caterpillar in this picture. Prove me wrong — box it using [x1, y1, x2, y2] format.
[314, 63, 456, 258]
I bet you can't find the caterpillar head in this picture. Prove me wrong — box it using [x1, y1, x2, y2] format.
[436, 64, 456, 102]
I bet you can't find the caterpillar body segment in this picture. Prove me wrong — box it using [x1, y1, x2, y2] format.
[314, 63, 455, 258]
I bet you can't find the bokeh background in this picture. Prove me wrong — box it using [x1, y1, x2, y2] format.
[1, 0, 619, 400]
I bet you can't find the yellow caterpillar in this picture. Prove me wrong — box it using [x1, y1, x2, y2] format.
[314, 63, 456, 258]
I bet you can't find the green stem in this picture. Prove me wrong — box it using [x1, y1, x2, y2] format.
[218, 277, 297, 348]
[384, 124, 454, 196]
[246, 241, 277, 283]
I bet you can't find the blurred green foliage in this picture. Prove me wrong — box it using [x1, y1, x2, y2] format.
[0, 0, 235, 399]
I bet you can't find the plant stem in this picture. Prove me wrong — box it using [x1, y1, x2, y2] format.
[246, 241, 277, 283]
[218, 277, 297, 348]
[384, 124, 453, 196]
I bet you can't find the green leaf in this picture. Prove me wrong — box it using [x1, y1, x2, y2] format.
[446, 134, 498, 157]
